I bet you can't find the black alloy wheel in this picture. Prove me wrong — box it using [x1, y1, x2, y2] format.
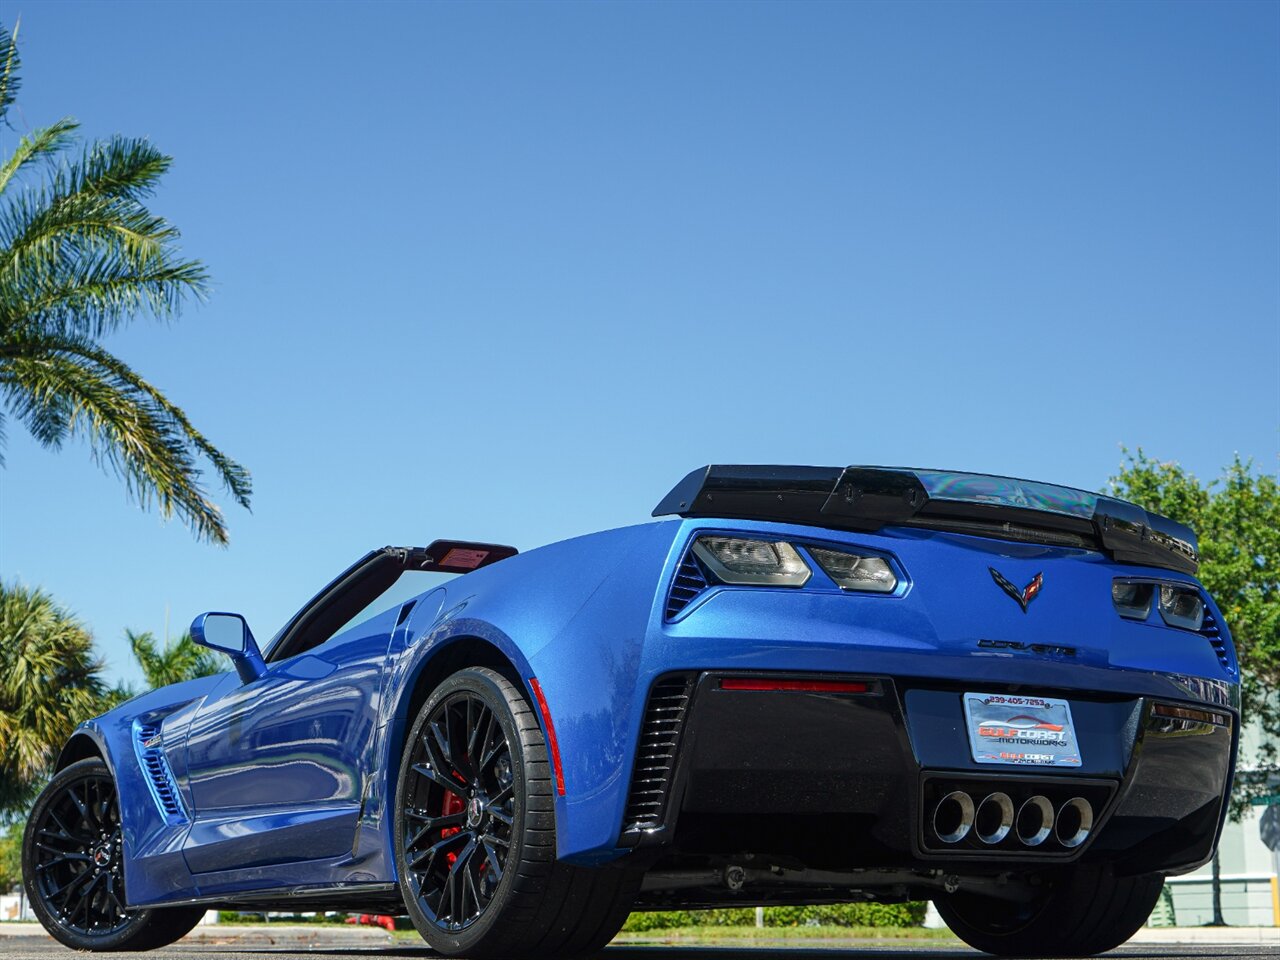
[401, 686, 516, 931]
[29, 766, 128, 936]
[23, 759, 206, 952]
[394, 667, 641, 959]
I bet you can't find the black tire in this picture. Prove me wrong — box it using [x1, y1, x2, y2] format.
[23, 759, 206, 952]
[935, 866, 1164, 957]
[394, 667, 640, 959]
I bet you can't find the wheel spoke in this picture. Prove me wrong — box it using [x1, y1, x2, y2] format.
[405, 812, 466, 850]
[489, 782, 513, 806]
[481, 838, 504, 882]
[103, 876, 125, 917]
[466, 701, 488, 769]
[410, 761, 463, 796]
[486, 783, 514, 826]
[478, 723, 503, 776]
[36, 851, 91, 869]
[47, 868, 90, 906]
[447, 837, 477, 921]
[424, 722, 468, 789]
[45, 810, 89, 845]
[37, 829, 82, 849]
[92, 779, 109, 829]
[407, 830, 468, 870]
[73, 873, 100, 928]
[67, 784, 91, 824]
[463, 855, 481, 917]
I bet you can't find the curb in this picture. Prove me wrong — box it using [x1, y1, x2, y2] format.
[0, 923, 395, 946]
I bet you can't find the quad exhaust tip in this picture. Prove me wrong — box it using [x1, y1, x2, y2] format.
[932, 791, 1094, 848]
[1015, 795, 1055, 846]
[1055, 797, 1094, 848]
[932, 790, 975, 843]
[974, 792, 1014, 845]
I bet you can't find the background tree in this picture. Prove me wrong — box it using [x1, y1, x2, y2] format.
[1109, 449, 1280, 926]
[1109, 448, 1280, 806]
[0, 582, 109, 817]
[127, 629, 222, 689]
[0, 22, 250, 545]
[0, 821, 20, 893]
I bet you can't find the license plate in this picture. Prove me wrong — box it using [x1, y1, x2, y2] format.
[962, 692, 1082, 767]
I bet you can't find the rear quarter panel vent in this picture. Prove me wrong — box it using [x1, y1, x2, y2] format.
[623, 674, 696, 833]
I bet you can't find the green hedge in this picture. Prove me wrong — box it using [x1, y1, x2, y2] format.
[621, 901, 926, 932]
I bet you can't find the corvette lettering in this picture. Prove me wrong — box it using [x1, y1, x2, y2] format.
[978, 638, 1077, 657]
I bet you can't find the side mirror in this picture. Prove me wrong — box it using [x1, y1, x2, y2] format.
[191, 612, 267, 684]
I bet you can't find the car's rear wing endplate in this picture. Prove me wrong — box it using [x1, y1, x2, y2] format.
[653, 465, 1199, 575]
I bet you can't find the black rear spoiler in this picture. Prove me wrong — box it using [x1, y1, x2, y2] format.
[653, 465, 1199, 575]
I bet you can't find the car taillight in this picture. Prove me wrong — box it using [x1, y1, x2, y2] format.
[691, 536, 812, 587]
[1111, 578, 1205, 632]
[808, 547, 898, 593]
[1158, 585, 1205, 631]
[1111, 580, 1154, 620]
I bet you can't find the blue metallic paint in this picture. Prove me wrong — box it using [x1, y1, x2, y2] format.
[63, 514, 1239, 907]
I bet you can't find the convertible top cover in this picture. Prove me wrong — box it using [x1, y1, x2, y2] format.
[653, 464, 1198, 575]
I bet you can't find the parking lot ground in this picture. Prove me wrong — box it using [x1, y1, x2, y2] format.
[3, 929, 1280, 959]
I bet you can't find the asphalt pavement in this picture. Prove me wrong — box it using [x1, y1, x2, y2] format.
[3, 934, 1280, 960]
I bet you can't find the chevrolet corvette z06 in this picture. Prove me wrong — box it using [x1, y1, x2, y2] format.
[23, 465, 1236, 957]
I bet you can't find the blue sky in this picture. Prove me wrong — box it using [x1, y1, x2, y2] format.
[2, 0, 1276, 688]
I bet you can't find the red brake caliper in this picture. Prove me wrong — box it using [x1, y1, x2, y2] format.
[441, 790, 464, 866]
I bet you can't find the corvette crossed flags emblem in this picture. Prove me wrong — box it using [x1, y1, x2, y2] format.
[989, 567, 1043, 613]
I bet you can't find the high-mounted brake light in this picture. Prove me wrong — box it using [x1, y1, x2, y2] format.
[719, 678, 871, 693]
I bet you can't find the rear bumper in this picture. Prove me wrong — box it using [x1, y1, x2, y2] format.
[620, 672, 1235, 877]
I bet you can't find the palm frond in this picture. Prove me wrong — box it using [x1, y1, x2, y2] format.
[0, 22, 19, 128]
[2, 243, 209, 340]
[127, 629, 221, 688]
[1, 189, 183, 279]
[0, 137, 197, 282]
[60, 136, 172, 202]
[0, 23, 248, 545]
[0, 332, 251, 544]
[0, 118, 79, 197]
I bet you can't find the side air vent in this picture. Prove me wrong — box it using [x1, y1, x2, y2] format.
[134, 721, 185, 822]
[623, 674, 696, 833]
[665, 550, 710, 620]
[1201, 607, 1231, 669]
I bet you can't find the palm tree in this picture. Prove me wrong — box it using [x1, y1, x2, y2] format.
[127, 629, 223, 689]
[0, 581, 109, 816]
[0, 22, 250, 545]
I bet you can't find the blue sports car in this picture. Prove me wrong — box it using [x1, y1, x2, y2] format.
[23, 466, 1237, 957]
